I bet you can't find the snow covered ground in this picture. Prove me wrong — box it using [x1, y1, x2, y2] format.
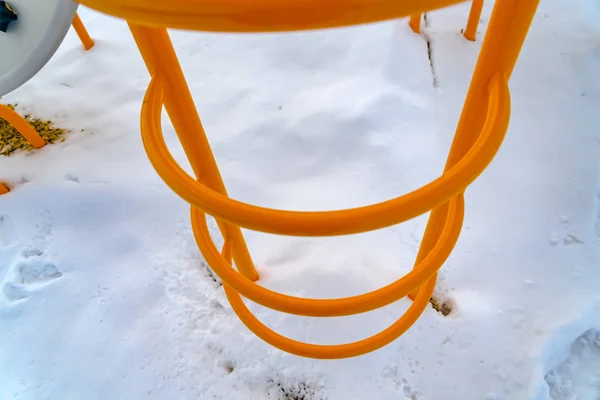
[1, 0, 599, 399]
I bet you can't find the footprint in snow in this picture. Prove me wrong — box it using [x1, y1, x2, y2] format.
[15, 260, 62, 285]
[545, 329, 600, 400]
[0, 215, 19, 248]
[21, 247, 44, 259]
[2, 261, 62, 303]
[0, 213, 62, 303]
[3, 282, 29, 302]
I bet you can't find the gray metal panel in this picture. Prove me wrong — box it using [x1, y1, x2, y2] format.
[0, 0, 78, 96]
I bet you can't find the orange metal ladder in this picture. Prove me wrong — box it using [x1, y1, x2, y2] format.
[79, 0, 539, 358]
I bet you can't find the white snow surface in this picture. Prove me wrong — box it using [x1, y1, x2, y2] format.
[1, 1, 600, 399]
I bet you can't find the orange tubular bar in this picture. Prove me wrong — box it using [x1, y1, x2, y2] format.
[0, 105, 47, 195]
[0, 105, 46, 149]
[77, 0, 540, 358]
[130, 25, 257, 280]
[72, 13, 95, 50]
[464, 0, 484, 41]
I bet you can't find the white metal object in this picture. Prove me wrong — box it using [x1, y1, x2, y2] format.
[0, 0, 78, 96]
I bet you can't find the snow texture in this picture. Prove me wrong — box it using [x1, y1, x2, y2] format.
[1, 0, 599, 399]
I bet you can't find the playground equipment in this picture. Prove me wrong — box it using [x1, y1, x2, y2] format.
[409, 0, 485, 41]
[0, 0, 540, 359]
[0, 1, 93, 194]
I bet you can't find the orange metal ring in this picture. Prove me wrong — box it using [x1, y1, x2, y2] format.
[189, 197, 464, 317]
[190, 197, 462, 358]
[78, 0, 467, 32]
[140, 73, 510, 237]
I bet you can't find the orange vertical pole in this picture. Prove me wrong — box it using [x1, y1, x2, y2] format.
[463, 0, 484, 41]
[410, 0, 539, 298]
[128, 24, 258, 281]
[72, 13, 95, 50]
[409, 14, 422, 34]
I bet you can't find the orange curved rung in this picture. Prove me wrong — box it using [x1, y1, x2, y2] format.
[410, 0, 484, 41]
[0, 105, 47, 196]
[141, 74, 508, 239]
[78, 0, 540, 358]
[72, 13, 95, 50]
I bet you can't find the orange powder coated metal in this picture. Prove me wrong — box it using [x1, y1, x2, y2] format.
[0, 104, 47, 149]
[410, 0, 484, 41]
[72, 13, 95, 50]
[0, 105, 46, 195]
[409, 14, 422, 34]
[76, 0, 538, 358]
[78, 0, 467, 32]
[464, 0, 485, 40]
